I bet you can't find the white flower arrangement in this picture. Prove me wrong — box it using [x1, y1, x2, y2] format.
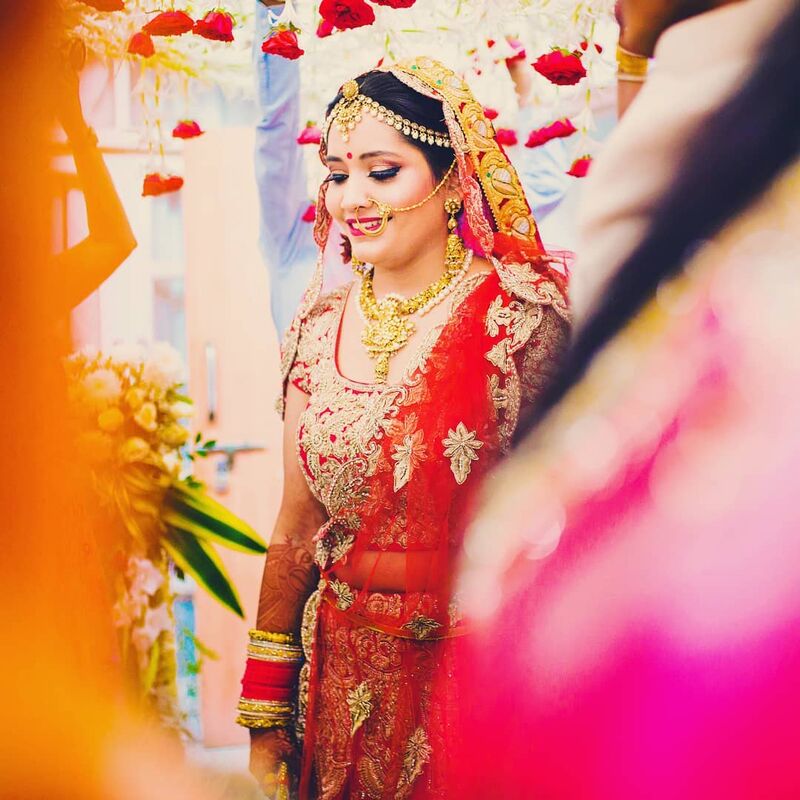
[66, 341, 266, 732]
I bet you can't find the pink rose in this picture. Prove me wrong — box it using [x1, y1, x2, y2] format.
[525, 118, 577, 148]
[127, 31, 155, 57]
[262, 28, 304, 60]
[302, 203, 317, 223]
[495, 128, 518, 147]
[316, 17, 335, 37]
[193, 10, 235, 42]
[319, 0, 375, 31]
[297, 123, 322, 145]
[483, 107, 499, 121]
[566, 155, 592, 178]
[143, 10, 194, 37]
[172, 120, 204, 139]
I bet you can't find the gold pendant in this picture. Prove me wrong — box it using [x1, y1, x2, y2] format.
[360, 297, 415, 383]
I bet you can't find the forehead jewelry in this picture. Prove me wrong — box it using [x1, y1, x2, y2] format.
[324, 78, 451, 148]
[352, 159, 457, 237]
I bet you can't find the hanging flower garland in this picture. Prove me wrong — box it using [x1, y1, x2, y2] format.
[65, 0, 616, 193]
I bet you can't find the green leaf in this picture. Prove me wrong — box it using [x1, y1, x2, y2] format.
[195, 432, 202, 444]
[163, 527, 244, 617]
[204, 440, 217, 450]
[164, 481, 266, 554]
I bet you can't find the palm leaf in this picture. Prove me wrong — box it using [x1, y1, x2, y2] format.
[163, 526, 244, 617]
[164, 481, 266, 554]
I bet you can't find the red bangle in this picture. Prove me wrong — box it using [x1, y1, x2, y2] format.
[241, 656, 302, 703]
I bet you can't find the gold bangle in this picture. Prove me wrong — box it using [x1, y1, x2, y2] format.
[616, 44, 649, 77]
[235, 715, 294, 730]
[237, 698, 295, 715]
[249, 629, 299, 646]
[617, 71, 647, 83]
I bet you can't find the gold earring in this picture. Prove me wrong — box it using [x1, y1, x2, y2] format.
[351, 255, 367, 275]
[444, 197, 465, 270]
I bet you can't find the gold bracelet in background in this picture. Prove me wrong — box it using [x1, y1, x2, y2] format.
[616, 44, 649, 82]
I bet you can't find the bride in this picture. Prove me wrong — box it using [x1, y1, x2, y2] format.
[238, 56, 569, 799]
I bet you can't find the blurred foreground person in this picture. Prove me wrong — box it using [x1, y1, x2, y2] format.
[0, 7, 234, 800]
[453, 2, 800, 797]
[573, 0, 790, 327]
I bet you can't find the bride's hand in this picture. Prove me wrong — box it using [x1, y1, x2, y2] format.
[250, 728, 300, 799]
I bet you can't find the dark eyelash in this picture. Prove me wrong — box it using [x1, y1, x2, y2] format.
[324, 173, 347, 184]
[370, 167, 400, 180]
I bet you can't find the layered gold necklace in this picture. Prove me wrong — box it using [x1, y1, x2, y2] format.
[358, 247, 472, 383]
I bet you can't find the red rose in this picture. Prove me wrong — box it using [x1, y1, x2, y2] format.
[80, 0, 125, 10]
[318, 0, 375, 31]
[262, 28, 304, 59]
[486, 39, 496, 48]
[172, 120, 204, 139]
[525, 118, 577, 148]
[483, 107, 499, 120]
[566, 155, 592, 178]
[142, 173, 184, 197]
[193, 10, 235, 42]
[127, 31, 155, 57]
[495, 128, 518, 146]
[143, 11, 194, 37]
[371, 0, 417, 6]
[296, 123, 322, 145]
[301, 203, 316, 223]
[532, 49, 587, 86]
[316, 17, 335, 37]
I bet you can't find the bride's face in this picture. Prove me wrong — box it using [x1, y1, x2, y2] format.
[324, 115, 452, 269]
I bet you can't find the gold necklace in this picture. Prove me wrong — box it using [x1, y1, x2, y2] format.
[358, 245, 471, 383]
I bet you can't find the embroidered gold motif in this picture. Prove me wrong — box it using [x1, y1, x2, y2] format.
[391, 429, 428, 492]
[402, 614, 443, 640]
[300, 589, 322, 660]
[488, 373, 508, 413]
[485, 339, 509, 372]
[295, 660, 310, 741]
[330, 530, 356, 565]
[348, 681, 373, 735]
[330, 579, 355, 611]
[399, 727, 433, 789]
[485, 295, 513, 337]
[442, 423, 483, 485]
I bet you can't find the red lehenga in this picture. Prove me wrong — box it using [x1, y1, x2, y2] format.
[289, 271, 565, 798]
[271, 56, 570, 799]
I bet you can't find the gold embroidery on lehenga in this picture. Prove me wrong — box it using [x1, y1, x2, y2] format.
[488, 373, 509, 415]
[403, 614, 443, 640]
[398, 727, 433, 791]
[485, 339, 509, 372]
[348, 681, 374, 735]
[330, 579, 356, 611]
[442, 423, 484, 485]
[391, 429, 428, 492]
[486, 294, 513, 337]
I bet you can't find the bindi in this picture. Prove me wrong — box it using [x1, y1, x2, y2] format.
[346, 152, 353, 160]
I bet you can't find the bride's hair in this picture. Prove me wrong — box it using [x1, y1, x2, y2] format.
[326, 70, 454, 181]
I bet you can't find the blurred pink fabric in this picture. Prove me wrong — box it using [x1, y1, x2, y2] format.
[452, 157, 800, 798]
